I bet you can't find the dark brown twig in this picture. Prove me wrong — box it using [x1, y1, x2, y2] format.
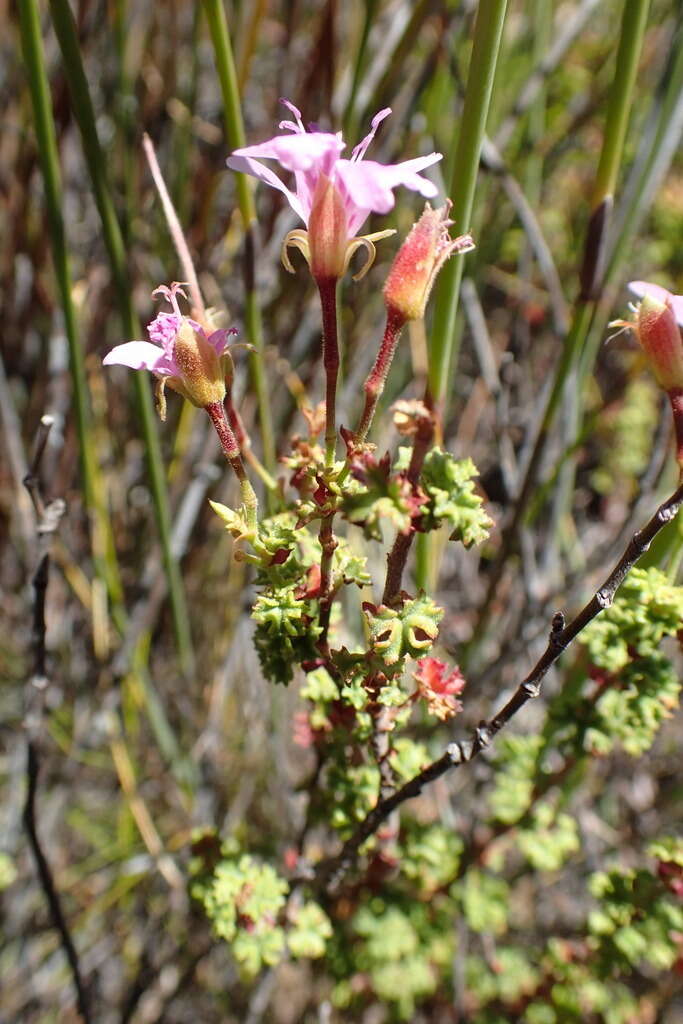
[312, 480, 683, 893]
[22, 416, 92, 1023]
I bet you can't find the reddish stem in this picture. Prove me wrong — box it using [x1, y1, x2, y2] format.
[317, 277, 340, 467]
[225, 395, 250, 453]
[205, 400, 258, 529]
[315, 277, 341, 651]
[382, 408, 435, 606]
[356, 306, 406, 442]
[669, 388, 683, 472]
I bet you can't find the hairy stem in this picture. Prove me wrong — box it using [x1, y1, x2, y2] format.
[205, 401, 258, 532]
[316, 277, 341, 650]
[318, 278, 341, 468]
[382, 409, 435, 606]
[356, 307, 406, 443]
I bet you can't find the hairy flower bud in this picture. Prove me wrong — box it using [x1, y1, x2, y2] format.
[171, 320, 226, 408]
[307, 174, 349, 281]
[103, 282, 237, 420]
[616, 284, 683, 470]
[634, 293, 683, 392]
[383, 204, 474, 323]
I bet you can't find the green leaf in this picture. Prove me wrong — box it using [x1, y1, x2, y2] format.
[287, 901, 333, 960]
[420, 449, 493, 546]
[453, 869, 510, 936]
[516, 804, 580, 871]
[364, 594, 443, 671]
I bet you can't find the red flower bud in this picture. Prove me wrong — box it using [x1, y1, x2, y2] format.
[307, 174, 349, 282]
[383, 203, 474, 323]
[634, 293, 683, 392]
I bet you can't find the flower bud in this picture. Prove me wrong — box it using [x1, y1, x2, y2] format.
[171, 320, 226, 408]
[383, 204, 474, 323]
[634, 293, 683, 392]
[307, 174, 349, 281]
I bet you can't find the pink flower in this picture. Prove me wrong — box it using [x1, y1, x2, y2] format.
[628, 281, 683, 327]
[414, 656, 465, 721]
[614, 282, 683, 469]
[611, 283, 683, 392]
[227, 100, 442, 281]
[103, 283, 237, 417]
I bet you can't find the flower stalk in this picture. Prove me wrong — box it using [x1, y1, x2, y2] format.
[205, 402, 259, 532]
[316, 277, 341, 650]
[382, 406, 435, 607]
[356, 307, 406, 443]
[318, 279, 341, 469]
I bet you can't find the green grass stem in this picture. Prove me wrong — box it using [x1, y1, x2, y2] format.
[342, 0, 379, 140]
[466, 0, 651, 662]
[48, 0, 195, 675]
[591, 0, 652, 207]
[202, 0, 276, 482]
[417, 0, 508, 592]
[19, 0, 123, 623]
[427, 0, 509, 411]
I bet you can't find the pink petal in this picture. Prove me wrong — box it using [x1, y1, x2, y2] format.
[227, 155, 307, 222]
[103, 341, 167, 371]
[372, 153, 443, 194]
[670, 296, 683, 327]
[231, 132, 344, 175]
[628, 280, 683, 327]
[335, 153, 442, 235]
[207, 328, 238, 355]
[147, 311, 182, 351]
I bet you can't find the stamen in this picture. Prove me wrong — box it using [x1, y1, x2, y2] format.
[152, 281, 189, 318]
[351, 107, 392, 162]
[281, 230, 311, 274]
[606, 318, 635, 344]
[279, 98, 305, 133]
[343, 237, 377, 281]
[448, 233, 476, 256]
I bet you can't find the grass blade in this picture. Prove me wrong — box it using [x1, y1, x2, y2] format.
[18, 0, 123, 624]
[202, 0, 277, 481]
[48, 0, 195, 675]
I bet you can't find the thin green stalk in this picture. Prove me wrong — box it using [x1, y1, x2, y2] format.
[536, 0, 652, 552]
[579, 0, 650, 303]
[48, 0, 194, 675]
[467, 0, 651, 663]
[173, 2, 203, 226]
[605, 13, 683, 288]
[591, 0, 651, 207]
[342, 0, 380, 140]
[427, 0, 509, 410]
[417, 0, 508, 592]
[19, 0, 123, 623]
[111, 0, 136, 243]
[202, 0, 276, 481]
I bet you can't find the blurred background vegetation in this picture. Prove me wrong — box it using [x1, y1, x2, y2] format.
[2, 0, 683, 1020]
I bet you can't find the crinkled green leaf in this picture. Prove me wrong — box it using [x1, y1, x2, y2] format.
[420, 448, 493, 547]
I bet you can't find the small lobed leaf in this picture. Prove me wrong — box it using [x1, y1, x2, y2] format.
[419, 448, 493, 546]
